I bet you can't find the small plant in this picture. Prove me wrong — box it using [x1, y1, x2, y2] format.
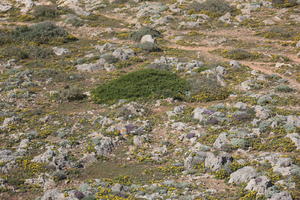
[92, 69, 189, 104]
[213, 169, 230, 179]
[130, 27, 161, 42]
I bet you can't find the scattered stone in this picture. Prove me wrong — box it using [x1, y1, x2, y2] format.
[229, 166, 258, 184]
[245, 176, 273, 195]
[286, 133, 300, 150]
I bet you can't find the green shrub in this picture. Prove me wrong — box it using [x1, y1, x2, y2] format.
[0, 22, 76, 45]
[189, 75, 230, 102]
[189, 0, 235, 17]
[33, 5, 60, 19]
[272, 0, 297, 7]
[65, 17, 84, 27]
[275, 85, 295, 93]
[260, 27, 298, 40]
[130, 27, 161, 42]
[0, 46, 54, 60]
[253, 136, 296, 152]
[92, 69, 188, 104]
[220, 49, 260, 60]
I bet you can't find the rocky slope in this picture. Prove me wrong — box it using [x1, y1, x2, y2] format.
[0, 0, 300, 200]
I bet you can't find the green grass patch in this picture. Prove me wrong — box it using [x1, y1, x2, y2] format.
[92, 69, 189, 104]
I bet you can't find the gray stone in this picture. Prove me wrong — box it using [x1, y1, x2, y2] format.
[16, 0, 33, 13]
[234, 102, 247, 110]
[111, 183, 123, 194]
[0, 1, 12, 12]
[229, 166, 258, 184]
[133, 135, 147, 146]
[230, 60, 241, 68]
[213, 132, 229, 149]
[141, 34, 155, 44]
[94, 137, 115, 156]
[296, 40, 300, 48]
[76, 62, 104, 72]
[268, 191, 292, 200]
[219, 12, 232, 24]
[286, 133, 300, 150]
[205, 152, 232, 171]
[40, 189, 65, 200]
[245, 176, 273, 195]
[257, 95, 273, 105]
[112, 48, 135, 60]
[53, 47, 69, 56]
[184, 152, 207, 170]
[286, 115, 300, 128]
[255, 106, 270, 120]
[32, 147, 56, 163]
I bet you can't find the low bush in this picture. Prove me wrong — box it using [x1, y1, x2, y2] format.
[130, 27, 161, 42]
[65, 17, 84, 27]
[189, 0, 235, 17]
[220, 49, 261, 60]
[189, 75, 230, 102]
[32, 5, 60, 19]
[0, 22, 76, 45]
[272, 0, 297, 7]
[275, 85, 295, 93]
[92, 69, 189, 104]
[0, 46, 54, 60]
[260, 27, 298, 40]
[59, 86, 87, 102]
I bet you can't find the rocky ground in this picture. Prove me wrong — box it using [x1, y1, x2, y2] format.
[0, 0, 300, 200]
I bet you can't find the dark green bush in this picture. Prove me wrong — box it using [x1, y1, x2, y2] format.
[189, 75, 230, 102]
[0, 30, 12, 45]
[130, 27, 161, 42]
[0, 22, 76, 45]
[92, 69, 188, 104]
[33, 5, 60, 19]
[190, 0, 235, 17]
